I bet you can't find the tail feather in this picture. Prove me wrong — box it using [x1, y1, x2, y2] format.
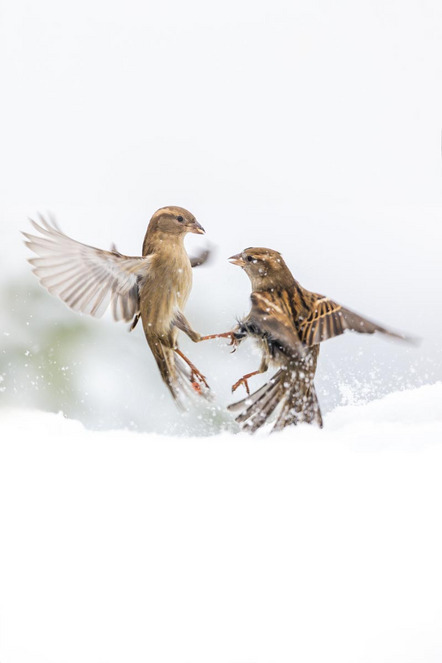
[234, 372, 282, 422]
[227, 375, 279, 414]
[273, 381, 323, 431]
[237, 376, 283, 433]
[228, 348, 322, 432]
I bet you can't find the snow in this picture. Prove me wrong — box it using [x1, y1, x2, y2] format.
[1, 383, 442, 663]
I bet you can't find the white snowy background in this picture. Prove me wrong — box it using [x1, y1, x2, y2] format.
[1, 0, 442, 661]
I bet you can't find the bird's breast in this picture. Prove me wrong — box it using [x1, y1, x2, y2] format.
[140, 250, 192, 335]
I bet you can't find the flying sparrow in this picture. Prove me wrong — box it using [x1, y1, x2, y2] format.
[23, 207, 213, 405]
[207, 247, 413, 432]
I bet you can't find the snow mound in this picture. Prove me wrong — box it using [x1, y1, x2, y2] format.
[1, 384, 442, 663]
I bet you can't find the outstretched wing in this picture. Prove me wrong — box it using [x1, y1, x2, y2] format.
[248, 290, 305, 356]
[298, 294, 410, 345]
[23, 215, 152, 321]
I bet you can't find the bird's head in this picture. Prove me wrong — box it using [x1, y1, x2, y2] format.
[149, 206, 205, 237]
[229, 247, 295, 290]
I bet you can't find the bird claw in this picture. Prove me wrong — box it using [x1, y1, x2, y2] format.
[174, 347, 210, 392]
[190, 369, 209, 390]
[232, 376, 250, 395]
[199, 331, 238, 349]
[191, 380, 202, 394]
[224, 332, 241, 352]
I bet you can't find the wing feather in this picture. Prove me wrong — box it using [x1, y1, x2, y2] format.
[248, 291, 305, 356]
[23, 215, 152, 322]
[298, 295, 410, 345]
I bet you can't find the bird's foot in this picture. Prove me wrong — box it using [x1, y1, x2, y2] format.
[191, 379, 203, 394]
[200, 332, 235, 345]
[232, 376, 251, 395]
[174, 348, 210, 392]
[190, 367, 209, 390]
[232, 369, 262, 395]
[226, 332, 241, 352]
[200, 331, 238, 350]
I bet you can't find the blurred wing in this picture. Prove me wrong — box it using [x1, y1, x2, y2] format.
[249, 291, 305, 355]
[190, 246, 212, 268]
[23, 215, 152, 321]
[298, 295, 410, 345]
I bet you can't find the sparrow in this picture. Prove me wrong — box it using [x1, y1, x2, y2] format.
[207, 247, 413, 432]
[23, 207, 213, 405]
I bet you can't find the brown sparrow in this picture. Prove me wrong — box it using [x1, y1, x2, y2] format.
[206, 247, 413, 432]
[23, 207, 213, 405]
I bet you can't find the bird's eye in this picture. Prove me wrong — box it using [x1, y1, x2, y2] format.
[247, 255, 254, 262]
[177, 215, 184, 223]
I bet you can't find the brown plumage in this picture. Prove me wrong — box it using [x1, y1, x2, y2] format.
[23, 207, 211, 405]
[209, 247, 413, 433]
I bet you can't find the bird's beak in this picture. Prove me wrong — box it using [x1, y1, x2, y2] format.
[228, 253, 245, 267]
[189, 220, 205, 235]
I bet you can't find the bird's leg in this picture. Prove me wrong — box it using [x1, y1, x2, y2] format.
[231, 371, 261, 395]
[199, 331, 237, 346]
[173, 312, 201, 343]
[174, 312, 238, 348]
[174, 348, 209, 391]
[199, 325, 246, 351]
[232, 356, 269, 395]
